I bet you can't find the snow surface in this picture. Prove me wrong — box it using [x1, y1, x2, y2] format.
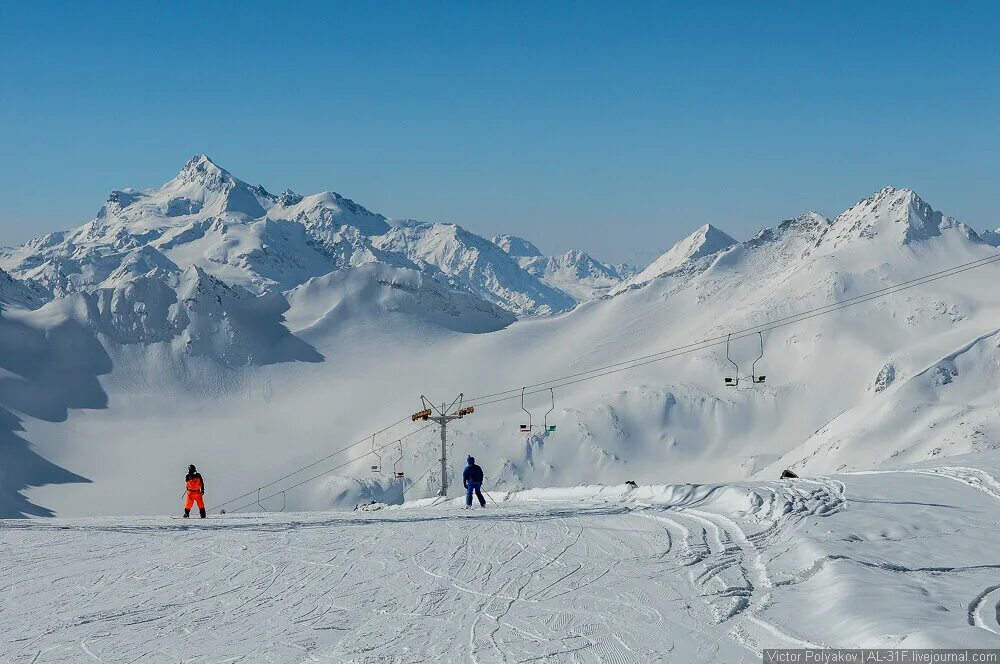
[5, 455, 1000, 661]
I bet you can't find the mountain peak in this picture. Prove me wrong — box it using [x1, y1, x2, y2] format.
[169, 154, 236, 193]
[692, 223, 733, 243]
[183, 153, 225, 174]
[492, 234, 543, 258]
[621, 224, 737, 290]
[874, 185, 915, 198]
[825, 186, 958, 247]
[675, 224, 739, 261]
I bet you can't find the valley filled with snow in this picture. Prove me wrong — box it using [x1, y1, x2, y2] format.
[2, 156, 1000, 659]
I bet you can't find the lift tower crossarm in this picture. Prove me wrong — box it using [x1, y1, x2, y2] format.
[413, 393, 472, 497]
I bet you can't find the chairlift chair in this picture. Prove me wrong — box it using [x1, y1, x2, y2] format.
[750, 332, 766, 384]
[724, 334, 740, 387]
[519, 387, 532, 432]
[370, 434, 382, 473]
[393, 439, 405, 479]
[543, 388, 557, 432]
[723, 332, 767, 388]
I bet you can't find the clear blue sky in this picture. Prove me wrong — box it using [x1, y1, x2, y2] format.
[1, 1, 997, 264]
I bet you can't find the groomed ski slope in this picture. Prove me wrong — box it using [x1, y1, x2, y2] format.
[4, 454, 1000, 663]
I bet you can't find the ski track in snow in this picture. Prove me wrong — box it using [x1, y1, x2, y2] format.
[905, 465, 1000, 638]
[6, 470, 1000, 662]
[0, 481, 842, 663]
[848, 465, 1000, 642]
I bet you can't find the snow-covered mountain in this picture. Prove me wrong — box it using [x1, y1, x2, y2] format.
[3, 175, 1000, 519]
[822, 186, 982, 248]
[616, 223, 739, 292]
[491, 234, 630, 300]
[0, 267, 49, 309]
[373, 221, 575, 316]
[0, 155, 617, 317]
[491, 233, 544, 258]
[0, 156, 401, 298]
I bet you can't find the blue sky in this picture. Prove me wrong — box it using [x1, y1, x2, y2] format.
[1, 1, 997, 264]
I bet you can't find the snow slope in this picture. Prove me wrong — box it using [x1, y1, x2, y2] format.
[285, 263, 516, 335]
[0, 267, 49, 310]
[4, 454, 1000, 661]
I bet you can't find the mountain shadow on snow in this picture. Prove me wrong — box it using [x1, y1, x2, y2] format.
[0, 314, 112, 517]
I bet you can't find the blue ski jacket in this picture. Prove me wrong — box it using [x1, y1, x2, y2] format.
[463, 463, 484, 487]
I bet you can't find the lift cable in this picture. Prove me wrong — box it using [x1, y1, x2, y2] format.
[224, 422, 437, 513]
[209, 414, 413, 512]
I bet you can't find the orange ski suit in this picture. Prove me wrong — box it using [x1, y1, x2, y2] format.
[184, 476, 205, 511]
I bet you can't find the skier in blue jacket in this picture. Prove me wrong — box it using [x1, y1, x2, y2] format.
[463, 456, 487, 508]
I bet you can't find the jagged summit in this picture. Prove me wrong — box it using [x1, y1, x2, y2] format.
[492, 234, 543, 258]
[822, 186, 980, 248]
[171, 154, 233, 191]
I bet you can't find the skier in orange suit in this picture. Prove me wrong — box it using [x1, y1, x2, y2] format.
[184, 464, 206, 518]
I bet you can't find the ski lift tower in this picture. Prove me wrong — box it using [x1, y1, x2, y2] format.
[411, 393, 474, 497]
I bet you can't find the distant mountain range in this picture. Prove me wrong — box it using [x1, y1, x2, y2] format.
[0, 155, 638, 317]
